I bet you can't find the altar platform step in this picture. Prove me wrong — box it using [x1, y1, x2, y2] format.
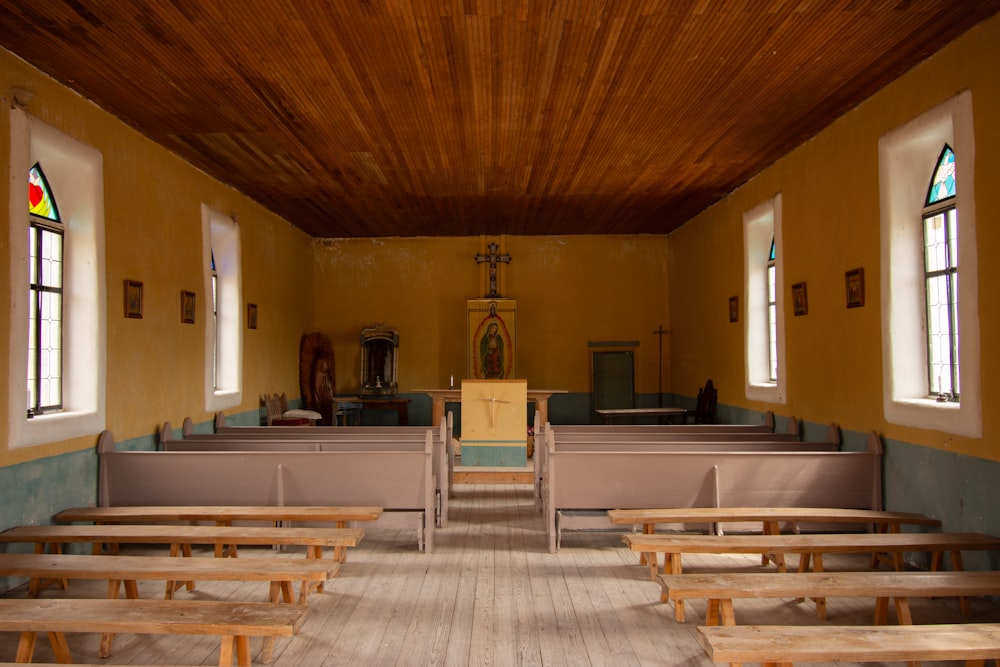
[453, 461, 533, 485]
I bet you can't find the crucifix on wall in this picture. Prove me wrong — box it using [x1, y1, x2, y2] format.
[474, 242, 511, 298]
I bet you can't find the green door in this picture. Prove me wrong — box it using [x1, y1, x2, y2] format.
[592, 351, 634, 423]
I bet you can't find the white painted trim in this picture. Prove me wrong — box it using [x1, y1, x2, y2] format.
[743, 194, 786, 404]
[7, 110, 107, 447]
[202, 204, 243, 412]
[879, 90, 981, 437]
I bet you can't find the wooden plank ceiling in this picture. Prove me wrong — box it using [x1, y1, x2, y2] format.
[2, 1, 998, 238]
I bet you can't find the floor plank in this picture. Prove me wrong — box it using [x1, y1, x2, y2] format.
[2, 483, 999, 666]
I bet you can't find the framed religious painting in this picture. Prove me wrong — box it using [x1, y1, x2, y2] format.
[467, 299, 516, 380]
[124, 280, 143, 319]
[846, 268, 865, 308]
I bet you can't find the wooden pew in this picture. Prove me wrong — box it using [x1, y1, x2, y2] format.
[696, 623, 1000, 666]
[544, 432, 881, 553]
[534, 417, 823, 510]
[0, 597, 306, 667]
[167, 415, 454, 528]
[621, 531, 1000, 621]
[96, 429, 436, 552]
[658, 570, 1000, 624]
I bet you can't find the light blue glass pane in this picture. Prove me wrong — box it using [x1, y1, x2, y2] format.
[927, 146, 956, 204]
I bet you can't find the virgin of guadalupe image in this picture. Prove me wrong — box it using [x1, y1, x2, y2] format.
[479, 321, 504, 379]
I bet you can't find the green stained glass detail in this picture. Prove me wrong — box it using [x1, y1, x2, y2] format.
[768, 237, 775, 262]
[926, 145, 956, 205]
[28, 163, 60, 222]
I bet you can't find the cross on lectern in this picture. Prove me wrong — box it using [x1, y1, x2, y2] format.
[478, 392, 512, 429]
[475, 242, 511, 297]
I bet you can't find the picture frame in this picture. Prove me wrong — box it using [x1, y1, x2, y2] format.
[180, 290, 196, 324]
[728, 296, 739, 323]
[124, 280, 143, 319]
[247, 303, 258, 330]
[846, 267, 865, 308]
[791, 282, 808, 316]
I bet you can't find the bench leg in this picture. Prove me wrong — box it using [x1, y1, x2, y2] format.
[15, 632, 37, 663]
[667, 554, 685, 622]
[307, 545, 326, 593]
[168, 543, 197, 594]
[219, 635, 253, 666]
[639, 523, 655, 568]
[47, 631, 73, 663]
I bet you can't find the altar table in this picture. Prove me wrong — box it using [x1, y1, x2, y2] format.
[415, 388, 566, 428]
[595, 407, 689, 424]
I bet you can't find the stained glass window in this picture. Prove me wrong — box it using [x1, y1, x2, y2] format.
[922, 145, 959, 400]
[28, 163, 60, 222]
[767, 237, 777, 382]
[28, 162, 64, 414]
[926, 145, 956, 205]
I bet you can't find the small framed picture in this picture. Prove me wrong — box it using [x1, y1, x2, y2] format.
[792, 282, 808, 317]
[247, 303, 258, 330]
[180, 290, 196, 324]
[728, 296, 739, 323]
[124, 280, 143, 319]
[846, 268, 865, 308]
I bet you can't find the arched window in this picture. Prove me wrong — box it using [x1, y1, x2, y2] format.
[879, 91, 979, 437]
[767, 238, 777, 382]
[27, 163, 63, 415]
[922, 144, 958, 400]
[743, 194, 785, 404]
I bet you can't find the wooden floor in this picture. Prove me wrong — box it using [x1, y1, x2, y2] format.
[3, 483, 999, 666]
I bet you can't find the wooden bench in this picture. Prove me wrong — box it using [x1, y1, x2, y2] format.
[544, 432, 882, 552]
[96, 428, 436, 552]
[0, 552, 334, 659]
[0, 551, 337, 603]
[657, 570, 1000, 625]
[622, 531, 1000, 621]
[0, 597, 306, 666]
[0, 524, 364, 573]
[696, 623, 1000, 666]
[608, 506, 942, 568]
[54, 504, 381, 563]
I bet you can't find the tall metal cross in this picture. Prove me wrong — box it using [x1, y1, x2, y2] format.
[474, 242, 511, 297]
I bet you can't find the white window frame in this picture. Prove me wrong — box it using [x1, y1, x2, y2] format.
[7, 110, 107, 447]
[879, 90, 981, 437]
[743, 194, 786, 404]
[202, 204, 242, 412]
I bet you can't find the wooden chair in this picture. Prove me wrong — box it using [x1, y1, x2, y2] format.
[687, 379, 717, 424]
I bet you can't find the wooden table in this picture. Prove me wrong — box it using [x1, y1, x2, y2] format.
[416, 388, 567, 427]
[53, 505, 382, 562]
[361, 398, 410, 425]
[594, 407, 689, 424]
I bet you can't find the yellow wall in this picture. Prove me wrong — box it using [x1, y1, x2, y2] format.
[311, 234, 671, 395]
[0, 49, 313, 466]
[669, 15, 1000, 461]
